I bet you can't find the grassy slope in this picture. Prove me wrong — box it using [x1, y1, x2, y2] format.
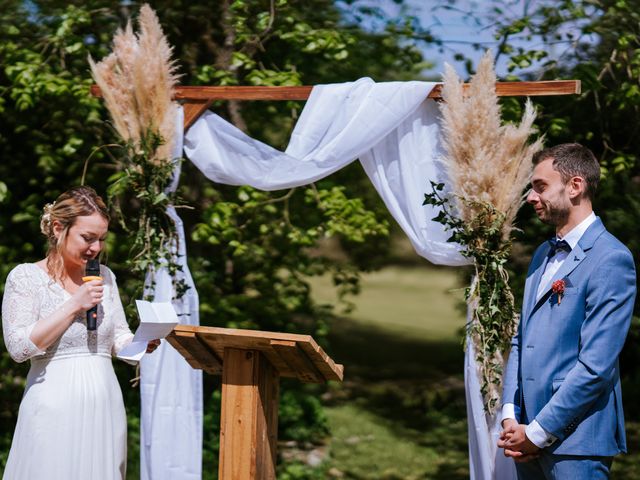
[310, 266, 469, 479]
[318, 266, 467, 340]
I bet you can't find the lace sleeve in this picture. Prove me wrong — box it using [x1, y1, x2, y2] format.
[105, 268, 134, 355]
[2, 265, 46, 363]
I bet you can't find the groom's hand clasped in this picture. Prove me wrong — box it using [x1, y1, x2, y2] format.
[497, 419, 541, 463]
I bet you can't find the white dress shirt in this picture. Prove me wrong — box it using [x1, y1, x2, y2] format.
[502, 212, 597, 448]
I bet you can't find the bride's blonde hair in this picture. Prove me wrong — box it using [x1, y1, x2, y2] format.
[40, 186, 109, 282]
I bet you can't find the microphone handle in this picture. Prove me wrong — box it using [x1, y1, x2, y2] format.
[87, 306, 98, 330]
[82, 273, 101, 331]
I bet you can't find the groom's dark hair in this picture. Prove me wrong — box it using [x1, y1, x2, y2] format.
[533, 143, 600, 200]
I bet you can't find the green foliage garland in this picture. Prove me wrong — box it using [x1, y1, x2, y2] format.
[106, 131, 188, 300]
[424, 182, 518, 414]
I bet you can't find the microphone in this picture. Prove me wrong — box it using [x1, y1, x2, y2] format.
[83, 259, 101, 331]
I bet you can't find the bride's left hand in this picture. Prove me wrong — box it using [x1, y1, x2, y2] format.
[146, 339, 161, 353]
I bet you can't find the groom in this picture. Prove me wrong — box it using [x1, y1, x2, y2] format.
[497, 143, 636, 478]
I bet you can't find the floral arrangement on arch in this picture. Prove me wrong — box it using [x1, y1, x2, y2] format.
[424, 51, 543, 414]
[89, 4, 187, 299]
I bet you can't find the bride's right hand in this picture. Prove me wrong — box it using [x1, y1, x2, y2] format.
[70, 279, 104, 313]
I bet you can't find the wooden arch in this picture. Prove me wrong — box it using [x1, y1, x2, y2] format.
[91, 79, 581, 131]
[90, 78, 580, 480]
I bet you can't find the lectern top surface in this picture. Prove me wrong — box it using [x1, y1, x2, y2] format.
[166, 325, 344, 383]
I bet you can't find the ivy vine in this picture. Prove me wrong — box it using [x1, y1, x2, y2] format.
[107, 131, 188, 301]
[424, 181, 518, 414]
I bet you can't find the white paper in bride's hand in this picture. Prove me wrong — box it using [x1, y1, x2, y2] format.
[132, 301, 178, 341]
[116, 300, 179, 362]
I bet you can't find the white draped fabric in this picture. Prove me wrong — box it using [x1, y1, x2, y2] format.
[140, 106, 203, 480]
[465, 333, 517, 479]
[142, 79, 513, 479]
[184, 78, 468, 266]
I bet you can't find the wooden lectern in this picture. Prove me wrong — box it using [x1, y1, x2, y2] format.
[166, 325, 344, 480]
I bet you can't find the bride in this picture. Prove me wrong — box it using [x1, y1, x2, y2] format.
[2, 186, 158, 479]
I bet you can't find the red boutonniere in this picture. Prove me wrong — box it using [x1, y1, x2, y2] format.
[552, 279, 566, 305]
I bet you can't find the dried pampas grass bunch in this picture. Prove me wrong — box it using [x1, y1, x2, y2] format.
[89, 4, 187, 300]
[440, 51, 543, 240]
[89, 3, 179, 164]
[427, 50, 543, 414]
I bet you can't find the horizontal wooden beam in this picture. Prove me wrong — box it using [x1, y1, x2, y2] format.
[436, 79, 581, 98]
[90, 80, 581, 102]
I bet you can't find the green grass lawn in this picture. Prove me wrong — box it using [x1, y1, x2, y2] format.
[312, 266, 466, 341]
[326, 403, 466, 480]
[308, 265, 470, 479]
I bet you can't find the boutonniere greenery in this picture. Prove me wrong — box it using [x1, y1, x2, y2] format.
[552, 279, 566, 305]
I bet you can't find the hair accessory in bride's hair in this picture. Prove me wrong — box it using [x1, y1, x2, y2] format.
[40, 201, 56, 236]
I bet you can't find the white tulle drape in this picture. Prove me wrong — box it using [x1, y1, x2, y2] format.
[142, 79, 514, 479]
[466, 333, 517, 479]
[140, 106, 203, 480]
[184, 78, 468, 266]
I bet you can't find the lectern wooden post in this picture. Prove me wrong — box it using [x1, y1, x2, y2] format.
[166, 325, 344, 480]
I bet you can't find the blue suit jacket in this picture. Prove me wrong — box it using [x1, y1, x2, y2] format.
[502, 217, 636, 456]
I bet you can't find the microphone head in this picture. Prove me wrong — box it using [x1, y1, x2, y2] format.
[86, 258, 100, 276]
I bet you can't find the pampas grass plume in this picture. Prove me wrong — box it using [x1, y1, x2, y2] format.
[440, 51, 543, 240]
[89, 4, 179, 164]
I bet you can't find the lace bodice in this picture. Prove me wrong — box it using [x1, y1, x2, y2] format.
[2, 263, 134, 362]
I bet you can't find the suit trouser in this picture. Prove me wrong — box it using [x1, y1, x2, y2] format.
[515, 452, 613, 480]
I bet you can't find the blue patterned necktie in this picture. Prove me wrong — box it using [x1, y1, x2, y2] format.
[547, 238, 571, 257]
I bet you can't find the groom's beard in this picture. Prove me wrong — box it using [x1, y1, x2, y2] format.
[541, 202, 570, 227]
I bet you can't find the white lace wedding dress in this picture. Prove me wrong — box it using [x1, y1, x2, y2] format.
[2, 263, 134, 480]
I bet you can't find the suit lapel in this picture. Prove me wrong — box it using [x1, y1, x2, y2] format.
[527, 244, 586, 318]
[523, 249, 549, 323]
[525, 217, 606, 324]
[547, 244, 586, 289]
